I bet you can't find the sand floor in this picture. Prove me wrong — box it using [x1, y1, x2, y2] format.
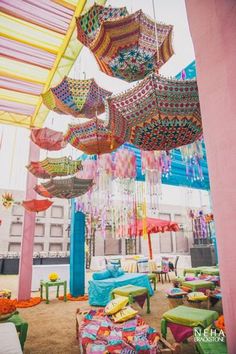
[0, 274, 222, 354]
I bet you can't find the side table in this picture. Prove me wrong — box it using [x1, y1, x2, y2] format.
[40, 279, 67, 304]
[3, 311, 28, 350]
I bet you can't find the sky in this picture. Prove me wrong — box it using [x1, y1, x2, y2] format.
[0, 0, 195, 191]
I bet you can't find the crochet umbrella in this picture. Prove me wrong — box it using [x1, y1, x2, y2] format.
[27, 157, 82, 178]
[107, 73, 202, 150]
[42, 77, 112, 118]
[124, 217, 179, 259]
[64, 118, 121, 155]
[42, 177, 93, 199]
[89, 10, 173, 82]
[30, 128, 67, 151]
[22, 199, 53, 213]
[76, 3, 128, 46]
[34, 185, 53, 199]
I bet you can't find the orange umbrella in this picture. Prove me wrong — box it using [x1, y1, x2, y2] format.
[124, 217, 179, 259]
[22, 199, 53, 213]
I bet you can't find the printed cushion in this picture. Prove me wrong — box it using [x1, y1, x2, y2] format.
[112, 307, 138, 323]
[105, 296, 128, 315]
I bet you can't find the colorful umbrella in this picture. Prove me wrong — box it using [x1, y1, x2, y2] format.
[26, 161, 51, 179]
[42, 77, 112, 118]
[64, 118, 121, 155]
[107, 73, 202, 150]
[89, 10, 173, 82]
[34, 185, 53, 199]
[123, 217, 180, 259]
[27, 157, 82, 178]
[22, 199, 53, 213]
[30, 128, 67, 151]
[42, 177, 93, 199]
[76, 3, 128, 46]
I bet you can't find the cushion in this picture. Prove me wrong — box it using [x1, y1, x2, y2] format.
[105, 296, 128, 315]
[92, 270, 111, 281]
[112, 306, 138, 323]
[117, 268, 125, 276]
[187, 292, 208, 301]
[106, 264, 120, 278]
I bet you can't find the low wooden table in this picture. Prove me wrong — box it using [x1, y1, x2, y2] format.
[40, 279, 67, 304]
[111, 284, 150, 313]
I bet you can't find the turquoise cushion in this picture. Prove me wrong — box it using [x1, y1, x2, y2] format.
[117, 268, 125, 276]
[106, 264, 120, 278]
[92, 270, 111, 280]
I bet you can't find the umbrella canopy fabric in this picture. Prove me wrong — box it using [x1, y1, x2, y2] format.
[127, 217, 179, 237]
[89, 10, 173, 82]
[107, 73, 202, 150]
[42, 176, 93, 199]
[34, 185, 53, 199]
[27, 157, 82, 178]
[64, 118, 122, 155]
[42, 77, 112, 118]
[76, 3, 128, 46]
[22, 199, 53, 212]
[26, 161, 51, 179]
[30, 128, 67, 151]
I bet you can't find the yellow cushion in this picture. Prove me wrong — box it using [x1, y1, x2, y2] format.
[105, 296, 128, 315]
[187, 292, 208, 301]
[112, 306, 138, 323]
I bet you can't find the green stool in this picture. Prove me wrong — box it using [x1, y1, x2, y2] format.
[194, 328, 227, 354]
[148, 273, 157, 291]
[40, 279, 67, 304]
[111, 284, 151, 314]
[183, 267, 201, 276]
[3, 311, 28, 350]
[182, 280, 214, 292]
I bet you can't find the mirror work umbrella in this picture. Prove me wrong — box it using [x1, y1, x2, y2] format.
[76, 3, 128, 46]
[107, 73, 202, 150]
[30, 128, 67, 151]
[27, 157, 82, 178]
[42, 77, 112, 118]
[64, 118, 122, 155]
[126, 217, 179, 259]
[89, 10, 173, 82]
[42, 177, 93, 199]
[22, 199, 53, 212]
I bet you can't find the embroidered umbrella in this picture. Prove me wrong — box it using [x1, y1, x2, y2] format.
[64, 118, 121, 155]
[26, 161, 51, 179]
[34, 185, 53, 199]
[30, 128, 67, 151]
[89, 10, 173, 82]
[22, 199, 53, 213]
[42, 177, 93, 199]
[42, 77, 112, 118]
[76, 3, 128, 46]
[107, 73, 202, 150]
[27, 157, 82, 178]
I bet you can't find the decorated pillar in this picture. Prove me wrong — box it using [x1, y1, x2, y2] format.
[70, 201, 85, 297]
[18, 140, 40, 300]
[185, 1, 236, 352]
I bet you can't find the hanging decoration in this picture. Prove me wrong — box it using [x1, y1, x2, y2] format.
[26, 162, 51, 179]
[189, 210, 214, 245]
[22, 199, 53, 213]
[42, 77, 112, 118]
[64, 118, 121, 155]
[27, 157, 82, 178]
[107, 73, 202, 150]
[77, 159, 98, 180]
[2, 193, 14, 209]
[76, 3, 128, 46]
[30, 128, 67, 151]
[88, 10, 173, 82]
[42, 177, 93, 199]
[180, 139, 204, 181]
[34, 185, 53, 199]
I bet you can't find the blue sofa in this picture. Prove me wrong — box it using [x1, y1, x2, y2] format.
[88, 272, 154, 306]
